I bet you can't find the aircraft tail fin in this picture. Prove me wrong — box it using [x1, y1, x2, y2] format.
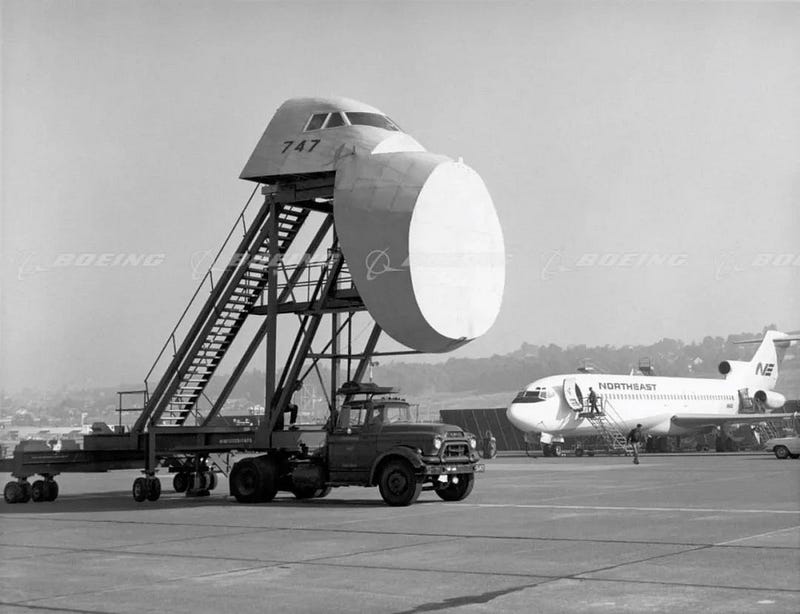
[731, 330, 800, 390]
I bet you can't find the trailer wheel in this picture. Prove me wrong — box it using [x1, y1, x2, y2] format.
[435, 474, 474, 502]
[31, 480, 46, 502]
[146, 478, 161, 501]
[173, 472, 189, 493]
[132, 477, 147, 502]
[203, 471, 218, 491]
[315, 487, 332, 499]
[4, 481, 21, 504]
[551, 444, 563, 457]
[19, 482, 32, 503]
[378, 459, 422, 506]
[45, 480, 58, 502]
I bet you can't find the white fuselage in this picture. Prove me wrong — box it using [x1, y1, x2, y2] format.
[507, 373, 740, 437]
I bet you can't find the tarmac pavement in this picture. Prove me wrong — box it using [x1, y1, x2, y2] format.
[1, 453, 798, 613]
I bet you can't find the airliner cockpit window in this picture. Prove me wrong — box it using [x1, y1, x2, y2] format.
[304, 113, 327, 131]
[513, 388, 548, 403]
[325, 112, 345, 128]
[345, 112, 400, 131]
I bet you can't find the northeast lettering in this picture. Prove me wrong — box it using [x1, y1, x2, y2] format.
[598, 382, 656, 391]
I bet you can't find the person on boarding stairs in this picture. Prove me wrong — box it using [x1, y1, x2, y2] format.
[627, 424, 643, 464]
[588, 387, 600, 414]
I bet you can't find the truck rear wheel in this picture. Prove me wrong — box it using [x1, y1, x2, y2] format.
[435, 474, 474, 502]
[230, 459, 261, 503]
[378, 459, 422, 506]
[230, 456, 278, 503]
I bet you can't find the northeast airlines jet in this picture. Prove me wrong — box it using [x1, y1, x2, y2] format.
[506, 331, 798, 452]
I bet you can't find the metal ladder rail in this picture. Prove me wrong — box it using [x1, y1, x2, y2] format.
[133, 191, 271, 433]
[581, 398, 631, 454]
[146, 202, 286, 427]
[157, 206, 309, 425]
[162, 206, 316, 427]
[597, 398, 633, 453]
[152, 205, 308, 426]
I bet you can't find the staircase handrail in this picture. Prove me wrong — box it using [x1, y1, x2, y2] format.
[143, 184, 261, 391]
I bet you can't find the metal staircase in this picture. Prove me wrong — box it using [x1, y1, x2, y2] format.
[134, 194, 309, 430]
[752, 420, 782, 445]
[578, 397, 632, 455]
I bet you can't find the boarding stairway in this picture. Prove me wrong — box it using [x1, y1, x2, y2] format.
[134, 191, 309, 430]
[578, 397, 632, 455]
[752, 420, 782, 445]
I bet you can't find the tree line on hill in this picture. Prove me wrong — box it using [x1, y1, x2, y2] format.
[7, 326, 796, 424]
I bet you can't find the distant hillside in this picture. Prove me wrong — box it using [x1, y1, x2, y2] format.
[3, 326, 797, 423]
[374, 327, 800, 407]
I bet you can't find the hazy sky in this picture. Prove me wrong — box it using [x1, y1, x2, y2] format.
[2, 1, 799, 392]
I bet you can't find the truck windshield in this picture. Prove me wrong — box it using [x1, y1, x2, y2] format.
[382, 404, 414, 424]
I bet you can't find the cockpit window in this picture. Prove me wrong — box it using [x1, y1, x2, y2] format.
[513, 387, 552, 403]
[344, 112, 400, 131]
[304, 113, 327, 131]
[324, 112, 345, 128]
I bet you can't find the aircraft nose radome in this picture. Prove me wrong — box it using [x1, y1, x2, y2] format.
[506, 403, 529, 430]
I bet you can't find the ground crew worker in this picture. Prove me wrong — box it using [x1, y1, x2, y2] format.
[285, 381, 302, 430]
[588, 387, 600, 414]
[627, 423, 643, 464]
[483, 430, 497, 459]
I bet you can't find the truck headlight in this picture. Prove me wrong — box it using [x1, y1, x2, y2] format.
[433, 436, 443, 451]
[469, 437, 477, 449]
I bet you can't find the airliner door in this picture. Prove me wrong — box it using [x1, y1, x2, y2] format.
[563, 378, 584, 411]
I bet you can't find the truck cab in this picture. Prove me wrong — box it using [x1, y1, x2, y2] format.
[325, 383, 483, 504]
[229, 382, 484, 506]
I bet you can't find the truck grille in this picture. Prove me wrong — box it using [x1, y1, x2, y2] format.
[443, 442, 469, 457]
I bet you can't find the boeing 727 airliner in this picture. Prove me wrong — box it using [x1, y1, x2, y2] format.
[506, 330, 798, 454]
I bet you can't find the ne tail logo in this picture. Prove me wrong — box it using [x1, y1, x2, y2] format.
[755, 362, 775, 376]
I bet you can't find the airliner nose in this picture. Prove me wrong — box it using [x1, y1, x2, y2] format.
[506, 403, 530, 431]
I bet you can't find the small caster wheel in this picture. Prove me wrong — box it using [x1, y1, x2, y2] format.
[132, 477, 147, 502]
[173, 472, 189, 493]
[146, 478, 161, 501]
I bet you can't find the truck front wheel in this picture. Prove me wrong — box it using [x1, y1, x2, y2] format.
[378, 459, 422, 506]
[435, 474, 474, 502]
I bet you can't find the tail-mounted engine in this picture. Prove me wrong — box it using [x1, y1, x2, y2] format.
[752, 389, 786, 409]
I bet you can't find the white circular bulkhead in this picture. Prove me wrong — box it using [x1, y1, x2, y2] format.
[334, 150, 504, 352]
